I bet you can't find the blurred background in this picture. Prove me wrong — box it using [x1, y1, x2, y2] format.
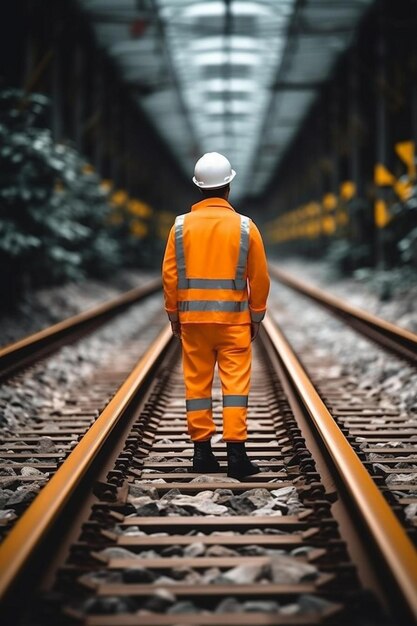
[0, 0, 417, 310]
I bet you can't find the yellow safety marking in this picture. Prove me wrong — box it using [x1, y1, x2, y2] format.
[306, 202, 321, 217]
[322, 193, 337, 211]
[306, 221, 320, 238]
[322, 215, 336, 235]
[340, 181, 356, 201]
[111, 189, 129, 206]
[127, 199, 153, 218]
[374, 163, 395, 186]
[395, 140, 416, 178]
[100, 179, 113, 192]
[374, 199, 391, 228]
[394, 179, 413, 201]
[130, 220, 148, 238]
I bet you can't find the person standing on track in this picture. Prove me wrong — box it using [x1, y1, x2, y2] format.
[162, 152, 270, 479]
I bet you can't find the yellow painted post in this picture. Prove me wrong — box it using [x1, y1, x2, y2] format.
[395, 140, 416, 179]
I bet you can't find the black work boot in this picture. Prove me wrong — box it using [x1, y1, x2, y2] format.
[192, 440, 221, 473]
[227, 442, 260, 479]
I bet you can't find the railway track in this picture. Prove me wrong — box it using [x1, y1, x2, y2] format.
[269, 266, 417, 544]
[0, 279, 165, 542]
[0, 313, 415, 625]
[0, 277, 162, 380]
[269, 266, 417, 365]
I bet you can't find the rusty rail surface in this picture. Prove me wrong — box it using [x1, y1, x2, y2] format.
[0, 324, 173, 601]
[1, 311, 416, 623]
[0, 277, 162, 378]
[269, 265, 417, 364]
[262, 313, 417, 621]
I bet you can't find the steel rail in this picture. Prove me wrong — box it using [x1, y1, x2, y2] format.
[0, 324, 173, 601]
[262, 313, 417, 621]
[269, 265, 417, 364]
[0, 277, 162, 378]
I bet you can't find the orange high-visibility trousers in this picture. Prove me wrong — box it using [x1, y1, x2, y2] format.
[181, 323, 251, 442]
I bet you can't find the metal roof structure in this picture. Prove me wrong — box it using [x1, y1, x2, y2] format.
[78, 0, 374, 201]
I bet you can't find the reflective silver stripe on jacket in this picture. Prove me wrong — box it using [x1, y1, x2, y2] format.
[174, 213, 250, 291]
[178, 301, 248, 313]
[223, 395, 248, 408]
[179, 278, 246, 290]
[175, 214, 186, 284]
[186, 397, 212, 411]
[236, 215, 250, 282]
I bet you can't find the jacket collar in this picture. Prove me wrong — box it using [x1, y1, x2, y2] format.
[191, 197, 235, 212]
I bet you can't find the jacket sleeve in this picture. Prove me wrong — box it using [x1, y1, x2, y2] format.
[247, 221, 270, 322]
[162, 225, 179, 321]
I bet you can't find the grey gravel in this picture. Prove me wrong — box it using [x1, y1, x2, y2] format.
[244, 601, 281, 613]
[20, 466, 46, 477]
[269, 261, 417, 505]
[83, 596, 137, 615]
[183, 542, 206, 557]
[404, 503, 417, 520]
[142, 589, 176, 612]
[268, 555, 318, 583]
[216, 562, 264, 584]
[0, 291, 163, 433]
[215, 598, 242, 613]
[121, 567, 156, 583]
[99, 547, 140, 560]
[167, 601, 199, 614]
[276, 259, 417, 333]
[127, 481, 304, 518]
[0, 270, 157, 348]
[0, 289, 165, 531]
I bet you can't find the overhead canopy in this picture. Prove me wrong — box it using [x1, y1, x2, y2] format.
[78, 0, 373, 201]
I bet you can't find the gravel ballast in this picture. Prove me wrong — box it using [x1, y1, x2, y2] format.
[0, 292, 166, 531]
[269, 266, 417, 518]
[269, 269, 417, 417]
[271, 257, 417, 332]
[0, 292, 165, 433]
[0, 270, 159, 348]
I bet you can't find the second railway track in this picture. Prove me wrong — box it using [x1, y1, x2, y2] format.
[0, 280, 166, 544]
[0, 313, 416, 625]
[269, 266, 417, 365]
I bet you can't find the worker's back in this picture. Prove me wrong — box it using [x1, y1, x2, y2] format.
[182, 204, 242, 280]
[162, 196, 269, 326]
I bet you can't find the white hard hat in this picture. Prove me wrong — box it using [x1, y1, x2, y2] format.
[192, 152, 236, 189]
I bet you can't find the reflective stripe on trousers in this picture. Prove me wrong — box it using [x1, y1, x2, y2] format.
[181, 324, 251, 442]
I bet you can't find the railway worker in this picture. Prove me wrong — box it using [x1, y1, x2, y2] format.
[162, 152, 270, 479]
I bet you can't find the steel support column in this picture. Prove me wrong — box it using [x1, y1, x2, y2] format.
[51, 33, 63, 142]
[349, 47, 362, 197]
[93, 54, 105, 174]
[375, 0, 389, 271]
[74, 42, 86, 153]
[330, 84, 340, 197]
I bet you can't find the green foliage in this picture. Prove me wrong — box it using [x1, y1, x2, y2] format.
[0, 89, 122, 305]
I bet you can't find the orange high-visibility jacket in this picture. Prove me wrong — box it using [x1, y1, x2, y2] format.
[162, 198, 270, 324]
